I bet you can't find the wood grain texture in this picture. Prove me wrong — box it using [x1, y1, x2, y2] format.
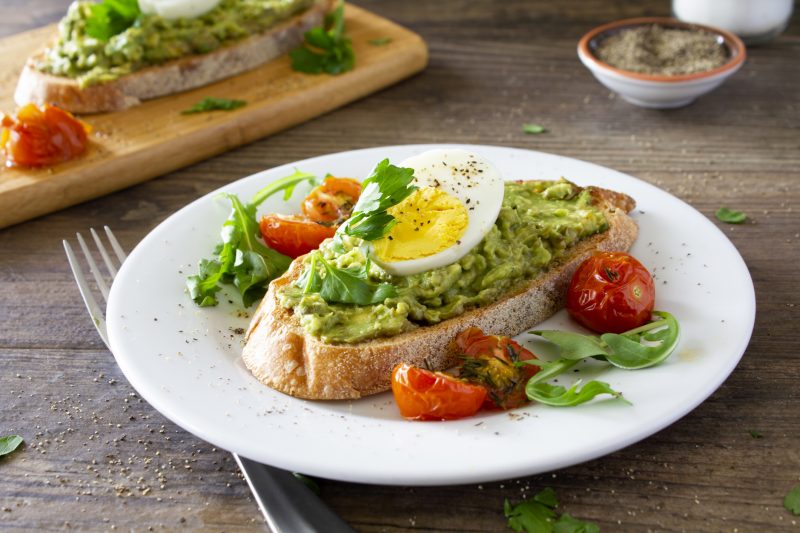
[1, 0, 799, 531]
[0, 4, 427, 228]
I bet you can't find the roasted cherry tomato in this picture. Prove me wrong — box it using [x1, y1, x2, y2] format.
[301, 176, 362, 224]
[391, 363, 487, 421]
[1, 103, 91, 168]
[259, 214, 336, 258]
[566, 251, 655, 333]
[455, 327, 540, 409]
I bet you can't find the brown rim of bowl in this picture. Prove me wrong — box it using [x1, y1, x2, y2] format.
[578, 17, 746, 83]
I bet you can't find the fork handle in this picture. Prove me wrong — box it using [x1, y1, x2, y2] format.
[234, 454, 356, 533]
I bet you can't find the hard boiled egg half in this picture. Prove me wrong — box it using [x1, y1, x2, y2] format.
[370, 149, 504, 276]
[139, 0, 221, 19]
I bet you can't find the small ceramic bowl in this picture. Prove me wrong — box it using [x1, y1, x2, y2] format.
[577, 17, 746, 108]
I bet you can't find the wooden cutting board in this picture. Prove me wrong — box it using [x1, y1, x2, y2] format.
[0, 4, 427, 229]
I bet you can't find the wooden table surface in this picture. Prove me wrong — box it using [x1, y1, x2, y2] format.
[1, 1, 798, 531]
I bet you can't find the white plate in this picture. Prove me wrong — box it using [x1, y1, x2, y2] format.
[107, 145, 755, 486]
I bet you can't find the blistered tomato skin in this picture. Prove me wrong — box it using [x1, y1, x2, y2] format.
[566, 251, 656, 333]
[391, 363, 487, 421]
[259, 214, 336, 258]
[1, 104, 91, 168]
[302, 176, 362, 224]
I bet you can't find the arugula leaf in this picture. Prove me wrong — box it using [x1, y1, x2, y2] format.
[530, 330, 609, 360]
[290, 1, 355, 75]
[368, 37, 392, 46]
[527, 379, 625, 407]
[181, 97, 247, 115]
[0, 435, 23, 457]
[601, 311, 680, 370]
[340, 158, 417, 240]
[187, 170, 317, 307]
[715, 207, 747, 224]
[85, 0, 140, 41]
[785, 484, 800, 516]
[553, 513, 600, 533]
[523, 123, 547, 135]
[303, 253, 397, 305]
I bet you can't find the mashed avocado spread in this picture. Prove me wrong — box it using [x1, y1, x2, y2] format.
[38, 0, 314, 87]
[280, 180, 609, 344]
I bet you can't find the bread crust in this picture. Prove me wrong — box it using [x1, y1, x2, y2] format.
[14, 0, 333, 114]
[242, 186, 638, 400]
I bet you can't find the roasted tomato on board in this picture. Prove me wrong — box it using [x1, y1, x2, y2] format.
[456, 327, 540, 410]
[1, 103, 91, 168]
[259, 214, 336, 258]
[391, 363, 487, 421]
[566, 251, 655, 333]
[302, 176, 362, 224]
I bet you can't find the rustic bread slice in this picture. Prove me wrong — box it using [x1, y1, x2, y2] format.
[242, 185, 638, 400]
[14, 0, 332, 114]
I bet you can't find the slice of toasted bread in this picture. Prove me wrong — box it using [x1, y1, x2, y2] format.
[14, 0, 332, 114]
[242, 185, 638, 400]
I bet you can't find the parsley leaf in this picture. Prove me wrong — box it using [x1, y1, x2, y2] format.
[187, 170, 319, 307]
[505, 488, 599, 533]
[715, 207, 747, 224]
[85, 0, 140, 41]
[523, 123, 547, 135]
[181, 97, 247, 114]
[368, 37, 392, 46]
[290, 0, 355, 75]
[339, 158, 417, 241]
[0, 435, 23, 458]
[301, 253, 397, 305]
[785, 484, 800, 516]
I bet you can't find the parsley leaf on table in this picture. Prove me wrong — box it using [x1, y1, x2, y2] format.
[785, 485, 800, 516]
[85, 0, 140, 41]
[505, 488, 599, 533]
[290, 0, 355, 75]
[368, 37, 392, 46]
[715, 207, 747, 224]
[0, 435, 23, 458]
[181, 97, 247, 114]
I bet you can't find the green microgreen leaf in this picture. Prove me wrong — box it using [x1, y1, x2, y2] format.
[748, 430, 763, 439]
[505, 488, 598, 533]
[339, 158, 417, 241]
[181, 97, 247, 115]
[303, 253, 396, 305]
[785, 484, 800, 516]
[715, 207, 747, 224]
[85, 0, 140, 41]
[522, 124, 547, 135]
[553, 513, 600, 533]
[368, 37, 392, 46]
[0, 435, 24, 457]
[290, 0, 355, 75]
[527, 379, 626, 407]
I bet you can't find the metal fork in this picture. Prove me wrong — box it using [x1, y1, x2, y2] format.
[64, 226, 354, 533]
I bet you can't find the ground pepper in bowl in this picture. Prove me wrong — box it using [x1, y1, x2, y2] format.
[595, 24, 729, 76]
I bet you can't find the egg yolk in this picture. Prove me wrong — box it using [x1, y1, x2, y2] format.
[372, 187, 468, 262]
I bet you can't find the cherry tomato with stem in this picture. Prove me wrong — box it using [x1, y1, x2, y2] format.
[259, 214, 336, 258]
[391, 363, 487, 421]
[566, 251, 655, 334]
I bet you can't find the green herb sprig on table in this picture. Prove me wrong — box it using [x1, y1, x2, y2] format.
[187, 169, 319, 307]
[505, 487, 599, 533]
[338, 158, 417, 241]
[715, 207, 747, 224]
[181, 97, 247, 115]
[0, 435, 23, 458]
[522, 123, 547, 135]
[368, 37, 392, 46]
[290, 0, 355, 75]
[785, 484, 800, 516]
[85, 0, 141, 41]
[523, 311, 680, 407]
[299, 253, 397, 305]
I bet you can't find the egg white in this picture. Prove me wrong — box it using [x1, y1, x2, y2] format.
[139, 0, 221, 19]
[371, 149, 505, 277]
